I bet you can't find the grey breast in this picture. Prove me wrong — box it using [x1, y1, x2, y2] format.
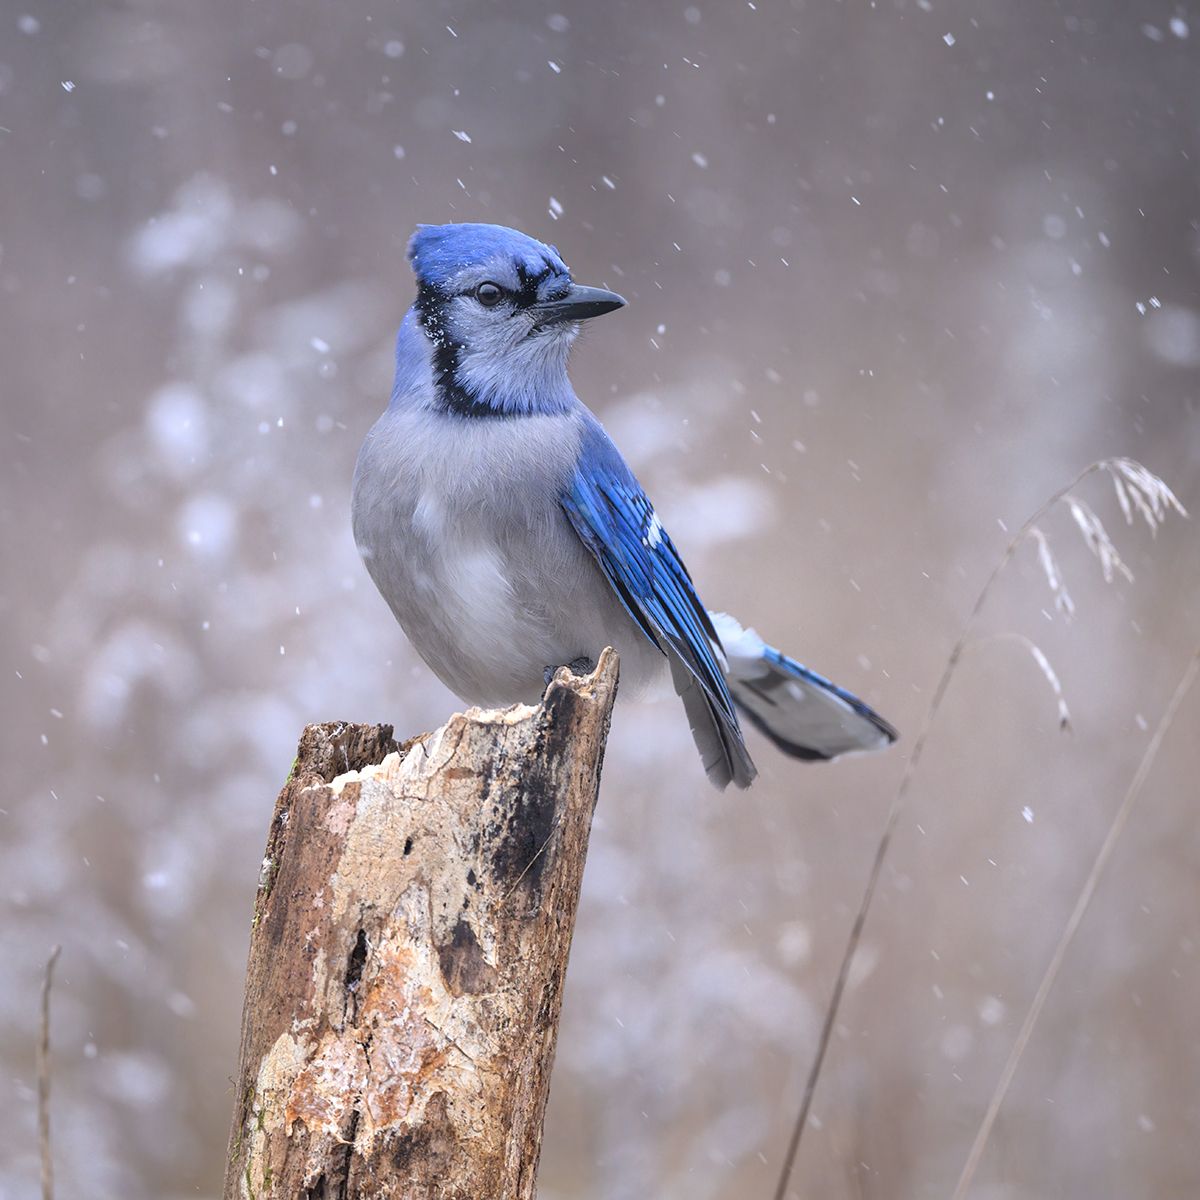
[353, 405, 650, 704]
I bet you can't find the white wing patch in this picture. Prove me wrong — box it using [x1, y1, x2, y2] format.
[643, 510, 664, 549]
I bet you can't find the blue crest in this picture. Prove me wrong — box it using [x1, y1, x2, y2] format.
[407, 223, 569, 290]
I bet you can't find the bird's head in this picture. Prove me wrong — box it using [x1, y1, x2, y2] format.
[406, 222, 625, 416]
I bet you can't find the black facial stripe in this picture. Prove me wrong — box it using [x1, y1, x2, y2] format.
[422, 261, 568, 312]
[413, 282, 516, 420]
[414, 282, 460, 387]
[513, 262, 568, 307]
[412, 261, 570, 419]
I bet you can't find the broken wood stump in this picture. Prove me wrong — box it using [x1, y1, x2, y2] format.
[223, 649, 619, 1200]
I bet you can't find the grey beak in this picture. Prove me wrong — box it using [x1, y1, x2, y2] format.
[532, 283, 626, 325]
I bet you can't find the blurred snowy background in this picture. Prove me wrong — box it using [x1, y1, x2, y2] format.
[2, 1, 1199, 1197]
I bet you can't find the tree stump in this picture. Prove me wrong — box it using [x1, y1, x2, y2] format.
[223, 649, 619, 1199]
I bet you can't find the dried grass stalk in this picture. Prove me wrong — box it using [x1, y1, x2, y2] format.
[38, 945, 62, 1200]
[950, 646, 1200, 1199]
[771, 459, 1186, 1200]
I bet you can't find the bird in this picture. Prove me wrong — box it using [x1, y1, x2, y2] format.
[352, 222, 897, 789]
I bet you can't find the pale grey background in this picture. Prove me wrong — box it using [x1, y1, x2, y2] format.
[1, 2, 1198, 1197]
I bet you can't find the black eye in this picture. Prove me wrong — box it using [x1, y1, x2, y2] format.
[474, 281, 503, 307]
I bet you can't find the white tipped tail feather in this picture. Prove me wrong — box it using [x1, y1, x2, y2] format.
[711, 612, 898, 762]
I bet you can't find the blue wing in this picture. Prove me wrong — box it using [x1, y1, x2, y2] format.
[562, 419, 756, 789]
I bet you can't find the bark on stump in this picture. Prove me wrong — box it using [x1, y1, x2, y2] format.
[223, 650, 619, 1200]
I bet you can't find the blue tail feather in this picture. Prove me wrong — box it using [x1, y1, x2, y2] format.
[711, 613, 898, 763]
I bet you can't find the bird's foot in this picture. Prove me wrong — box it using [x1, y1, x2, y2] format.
[543, 655, 597, 689]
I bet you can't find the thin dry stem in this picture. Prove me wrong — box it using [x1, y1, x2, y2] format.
[974, 632, 1072, 730]
[770, 458, 1183, 1200]
[38, 944, 61, 1200]
[950, 646, 1200, 1200]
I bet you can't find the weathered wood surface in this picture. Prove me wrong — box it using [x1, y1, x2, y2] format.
[223, 650, 619, 1200]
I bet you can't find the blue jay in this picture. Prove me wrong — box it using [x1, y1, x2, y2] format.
[353, 223, 896, 788]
